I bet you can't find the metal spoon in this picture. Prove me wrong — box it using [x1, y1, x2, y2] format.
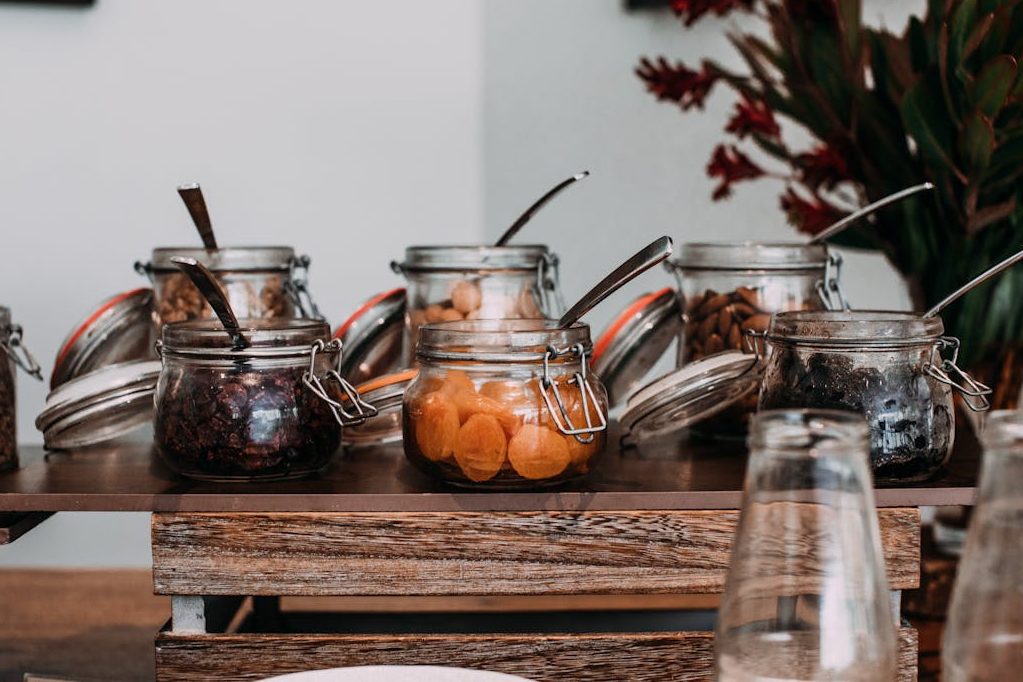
[925, 248, 1023, 318]
[495, 171, 590, 247]
[558, 236, 674, 328]
[810, 182, 934, 244]
[177, 183, 218, 250]
[171, 256, 249, 348]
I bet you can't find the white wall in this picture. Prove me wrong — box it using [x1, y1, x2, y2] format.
[0, 0, 482, 567]
[2, 0, 924, 567]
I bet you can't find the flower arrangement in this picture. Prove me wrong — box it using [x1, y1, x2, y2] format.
[638, 0, 1023, 406]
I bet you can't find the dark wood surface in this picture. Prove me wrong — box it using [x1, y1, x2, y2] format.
[151, 508, 920, 596]
[0, 425, 980, 513]
[0, 512, 52, 545]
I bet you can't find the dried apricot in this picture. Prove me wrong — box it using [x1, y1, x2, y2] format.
[450, 390, 522, 436]
[454, 413, 507, 482]
[507, 424, 571, 480]
[413, 392, 460, 462]
[564, 433, 598, 472]
[479, 380, 527, 403]
[451, 280, 483, 314]
[440, 370, 476, 395]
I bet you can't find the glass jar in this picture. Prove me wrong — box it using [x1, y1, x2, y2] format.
[403, 319, 607, 488]
[136, 246, 320, 327]
[666, 242, 844, 436]
[154, 319, 373, 481]
[715, 409, 897, 681]
[944, 410, 1023, 681]
[759, 311, 991, 482]
[0, 307, 42, 471]
[391, 245, 563, 363]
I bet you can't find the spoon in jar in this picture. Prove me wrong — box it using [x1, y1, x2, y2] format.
[809, 182, 934, 244]
[558, 236, 674, 328]
[494, 171, 590, 246]
[177, 183, 218, 250]
[171, 256, 249, 349]
[924, 248, 1023, 318]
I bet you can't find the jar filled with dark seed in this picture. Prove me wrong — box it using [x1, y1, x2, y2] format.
[759, 311, 990, 483]
[666, 242, 846, 437]
[0, 306, 43, 471]
[154, 319, 374, 481]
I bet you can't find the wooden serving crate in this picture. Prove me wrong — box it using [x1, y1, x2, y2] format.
[0, 426, 980, 681]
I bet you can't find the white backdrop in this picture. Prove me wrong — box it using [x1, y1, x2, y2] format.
[1, 0, 920, 566]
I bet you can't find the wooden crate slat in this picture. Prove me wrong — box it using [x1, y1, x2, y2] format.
[155, 628, 918, 682]
[152, 509, 919, 596]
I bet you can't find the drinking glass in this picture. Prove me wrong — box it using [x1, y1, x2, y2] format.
[944, 410, 1023, 681]
[715, 409, 897, 681]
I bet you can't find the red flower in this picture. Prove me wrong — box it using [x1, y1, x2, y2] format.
[636, 57, 719, 111]
[780, 187, 847, 236]
[794, 145, 849, 191]
[672, 0, 757, 26]
[707, 145, 765, 200]
[725, 94, 781, 139]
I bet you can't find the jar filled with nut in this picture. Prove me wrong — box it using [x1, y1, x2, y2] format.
[154, 319, 374, 481]
[759, 311, 991, 482]
[403, 319, 608, 488]
[137, 247, 320, 328]
[392, 245, 563, 363]
[667, 242, 845, 436]
[0, 306, 43, 471]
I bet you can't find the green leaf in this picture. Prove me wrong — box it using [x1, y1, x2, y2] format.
[900, 75, 969, 183]
[972, 55, 1018, 117]
[966, 197, 1017, 234]
[836, 0, 862, 63]
[978, 5, 1011, 63]
[948, 0, 978, 67]
[963, 12, 995, 61]
[959, 110, 996, 176]
[908, 17, 931, 72]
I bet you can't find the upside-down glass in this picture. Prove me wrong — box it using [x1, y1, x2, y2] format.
[944, 410, 1023, 681]
[715, 409, 897, 682]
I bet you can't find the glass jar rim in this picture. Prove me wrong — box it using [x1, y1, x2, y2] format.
[767, 310, 944, 346]
[980, 410, 1023, 450]
[675, 241, 829, 270]
[398, 244, 551, 272]
[161, 318, 331, 356]
[417, 319, 591, 362]
[150, 246, 296, 272]
[749, 408, 870, 453]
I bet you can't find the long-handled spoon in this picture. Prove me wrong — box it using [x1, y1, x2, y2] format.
[810, 182, 934, 244]
[558, 236, 674, 328]
[177, 183, 218, 250]
[924, 248, 1023, 318]
[171, 256, 249, 348]
[495, 171, 590, 246]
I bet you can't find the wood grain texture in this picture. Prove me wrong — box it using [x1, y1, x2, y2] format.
[155, 627, 918, 682]
[152, 508, 919, 596]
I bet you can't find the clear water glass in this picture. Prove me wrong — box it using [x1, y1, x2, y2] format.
[944, 410, 1023, 681]
[715, 409, 897, 681]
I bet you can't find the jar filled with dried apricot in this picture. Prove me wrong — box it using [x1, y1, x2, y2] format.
[391, 245, 563, 364]
[403, 319, 608, 488]
[666, 242, 845, 436]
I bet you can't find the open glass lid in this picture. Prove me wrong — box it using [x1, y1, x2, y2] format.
[36, 360, 161, 450]
[620, 350, 760, 443]
[335, 288, 406, 385]
[592, 288, 682, 406]
[51, 288, 155, 389]
[342, 368, 418, 448]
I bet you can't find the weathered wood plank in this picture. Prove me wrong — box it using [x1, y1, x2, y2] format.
[152, 509, 919, 596]
[155, 627, 918, 682]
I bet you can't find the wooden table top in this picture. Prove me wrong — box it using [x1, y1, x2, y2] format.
[0, 425, 979, 513]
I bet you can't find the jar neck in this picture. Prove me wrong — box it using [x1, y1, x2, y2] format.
[416, 320, 591, 364]
[150, 246, 296, 273]
[978, 411, 1023, 505]
[768, 311, 945, 348]
[399, 245, 551, 273]
[676, 241, 829, 271]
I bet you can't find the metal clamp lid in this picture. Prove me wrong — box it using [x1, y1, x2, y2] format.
[816, 250, 850, 311]
[537, 343, 608, 444]
[284, 254, 323, 320]
[334, 288, 406, 385]
[536, 251, 565, 319]
[1, 323, 43, 381]
[924, 336, 993, 412]
[302, 339, 379, 427]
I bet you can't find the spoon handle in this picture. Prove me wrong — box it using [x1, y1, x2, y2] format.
[171, 256, 248, 348]
[177, 183, 218, 250]
[925, 248, 1023, 318]
[810, 182, 934, 244]
[558, 236, 673, 328]
[495, 171, 590, 247]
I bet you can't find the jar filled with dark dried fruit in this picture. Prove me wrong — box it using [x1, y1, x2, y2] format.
[154, 319, 373, 481]
[136, 247, 320, 327]
[403, 319, 608, 488]
[667, 242, 845, 436]
[0, 307, 43, 471]
[759, 311, 991, 482]
[392, 245, 564, 364]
